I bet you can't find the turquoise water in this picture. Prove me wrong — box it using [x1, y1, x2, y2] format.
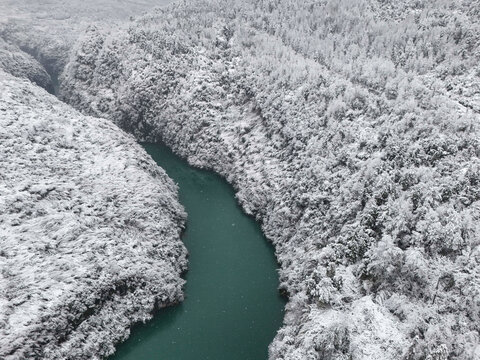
[109, 142, 285, 360]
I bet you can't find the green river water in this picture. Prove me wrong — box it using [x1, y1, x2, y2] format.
[109, 143, 286, 360]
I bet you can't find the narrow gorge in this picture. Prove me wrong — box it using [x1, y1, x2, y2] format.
[110, 142, 285, 360]
[1, 0, 480, 359]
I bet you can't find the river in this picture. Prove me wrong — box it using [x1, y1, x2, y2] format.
[109, 142, 285, 360]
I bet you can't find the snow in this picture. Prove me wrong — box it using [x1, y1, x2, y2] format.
[0, 38, 53, 93]
[57, 1, 480, 359]
[2, 0, 480, 359]
[0, 70, 187, 359]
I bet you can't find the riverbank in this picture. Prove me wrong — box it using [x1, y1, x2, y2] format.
[59, 1, 480, 359]
[0, 71, 187, 359]
[110, 142, 285, 360]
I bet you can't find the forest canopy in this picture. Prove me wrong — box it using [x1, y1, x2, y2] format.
[52, 0, 480, 358]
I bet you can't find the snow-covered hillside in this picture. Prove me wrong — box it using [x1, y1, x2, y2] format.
[0, 0, 174, 84]
[0, 37, 54, 92]
[0, 70, 187, 359]
[59, 0, 480, 359]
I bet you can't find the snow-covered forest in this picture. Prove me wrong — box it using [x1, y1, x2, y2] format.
[0, 70, 187, 358]
[59, 0, 480, 359]
[1, 0, 480, 359]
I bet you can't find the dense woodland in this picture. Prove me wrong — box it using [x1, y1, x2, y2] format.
[59, 0, 480, 359]
[0, 38, 54, 93]
[0, 71, 187, 359]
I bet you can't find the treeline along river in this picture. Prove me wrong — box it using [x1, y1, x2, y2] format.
[109, 142, 286, 360]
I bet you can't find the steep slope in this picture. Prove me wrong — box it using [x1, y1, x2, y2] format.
[0, 70, 187, 359]
[0, 37, 54, 93]
[60, 0, 480, 359]
[0, 0, 175, 81]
